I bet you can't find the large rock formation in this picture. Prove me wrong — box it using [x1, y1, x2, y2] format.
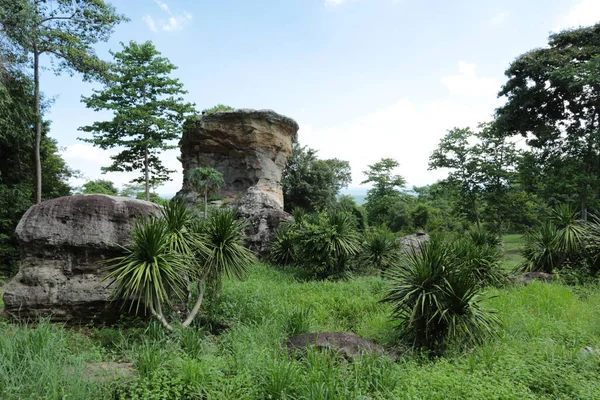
[3, 195, 160, 322]
[177, 109, 299, 254]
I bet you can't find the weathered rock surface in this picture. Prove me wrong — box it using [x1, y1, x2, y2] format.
[516, 271, 555, 284]
[177, 109, 299, 255]
[2, 195, 161, 322]
[286, 332, 397, 360]
[396, 230, 429, 252]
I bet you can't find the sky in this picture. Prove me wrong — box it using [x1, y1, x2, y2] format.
[39, 0, 600, 196]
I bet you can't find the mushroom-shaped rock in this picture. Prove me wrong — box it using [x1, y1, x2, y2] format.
[177, 109, 299, 255]
[2, 194, 161, 322]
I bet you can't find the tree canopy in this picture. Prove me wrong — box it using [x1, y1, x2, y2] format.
[79, 40, 195, 201]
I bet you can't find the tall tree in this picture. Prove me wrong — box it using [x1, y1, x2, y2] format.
[282, 143, 351, 212]
[0, 0, 126, 203]
[79, 41, 195, 201]
[495, 23, 600, 219]
[429, 124, 518, 233]
[361, 158, 408, 229]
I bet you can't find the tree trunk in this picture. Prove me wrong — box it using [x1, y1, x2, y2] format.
[149, 302, 173, 332]
[144, 144, 150, 201]
[182, 279, 204, 328]
[33, 49, 42, 204]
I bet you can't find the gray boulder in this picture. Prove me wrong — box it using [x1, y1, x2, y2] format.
[286, 332, 397, 360]
[396, 230, 429, 252]
[2, 194, 161, 322]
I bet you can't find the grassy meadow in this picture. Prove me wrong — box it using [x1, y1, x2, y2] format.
[1, 235, 600, 399]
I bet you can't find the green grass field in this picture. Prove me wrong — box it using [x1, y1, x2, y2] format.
[1, 243, 600, 399]
[502, 233, 525, 271]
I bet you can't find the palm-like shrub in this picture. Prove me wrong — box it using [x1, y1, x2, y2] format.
[522, 221, 562, 273]
[297, 211, 362, 279]
[105, 204, 255, 330]
[360, 229, 401, 272]
[104, 217, 189, 330]
[382, 239, 499, 353]
[550, 204, 586, 255]
[451, 239, 505, 286]
[182, 209, 256, 327]
[270, 224, 299, 266]
[467, 229, 501, 248]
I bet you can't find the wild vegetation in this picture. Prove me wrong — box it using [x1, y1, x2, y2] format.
[1, 2, 600, 398]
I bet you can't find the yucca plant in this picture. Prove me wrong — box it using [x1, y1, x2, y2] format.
[550, 204, 586, 255]
[451, 239, 505, 287]
[182, 209, 256, 327]
[104, 217, 189, 331]
[382, 239, 499, 353]
[467, 228, 501, 248]
[297, 211, 362, 279]
[360, 229, 401, 272]
[522, 220, 562, 273]
[270, 224, 299, 266]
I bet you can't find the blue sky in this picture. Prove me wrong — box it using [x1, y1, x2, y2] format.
[41, 0, 600, 195]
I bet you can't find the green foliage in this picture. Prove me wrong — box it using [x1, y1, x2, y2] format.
[0, 0, 126, 203]
[496, 23, 600, 216]
[270, 223, 299, 266]
[362, 158, 409, 229]
[282, 143, 351, 212]
[450, 239, 506, 287]
[359, 229, 401, 272]
[522, 221, 562, 273]
[4, 267, 600, 398]
[281, 306, 312, 337]
[383, 239, 500, 353]
[522, 205, 588, 274]
[298, 211, 362, 280]
[104, 217, 189, 314]
[467, 229, 502, 248]
[188, 167, 224, 218]
[80, 179, 119, 195]
[429, 124, 519, 233]
[202, 104, 234, 114]
[79, 41, 195, 200]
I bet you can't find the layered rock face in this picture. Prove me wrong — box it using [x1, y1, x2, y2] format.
[177, 109, 299, 254]
[3, 195, 160, 322]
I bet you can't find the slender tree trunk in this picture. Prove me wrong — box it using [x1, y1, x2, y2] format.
[149, 302, 173, 331]
[33, 49, 42, 204]
[144, 144, 150, 201]
[182, 279, 204, 328]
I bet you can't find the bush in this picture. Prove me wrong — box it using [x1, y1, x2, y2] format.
[382, 239, 500, 354]
[359, 229, 401, 272]
[451, 239, 506, 287]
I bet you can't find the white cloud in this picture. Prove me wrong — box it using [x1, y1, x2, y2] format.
[440, 61, 501, 98]
[154, 0, 169, 12]
[143, 15, 157, 32]
[63, 143, 182, 196]
[556, 0, 600, 30]
[490, 11, 509, 26]
[297, 98, 495, 188]
[162, 12, 193, 32]
[145, 0, 192, 32]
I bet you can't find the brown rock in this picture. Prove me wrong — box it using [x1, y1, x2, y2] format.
[2, 194, 161, 322]
[177, 109, 299, 254]
[517, 271, 555, 284]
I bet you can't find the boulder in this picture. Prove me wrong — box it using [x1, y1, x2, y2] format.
[516, 271, 555, 284]
[396, 230, 429, 252]
[177, 109, 299, 255]
[286, 332, 397, 360]
[2, 194, 161, 322]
